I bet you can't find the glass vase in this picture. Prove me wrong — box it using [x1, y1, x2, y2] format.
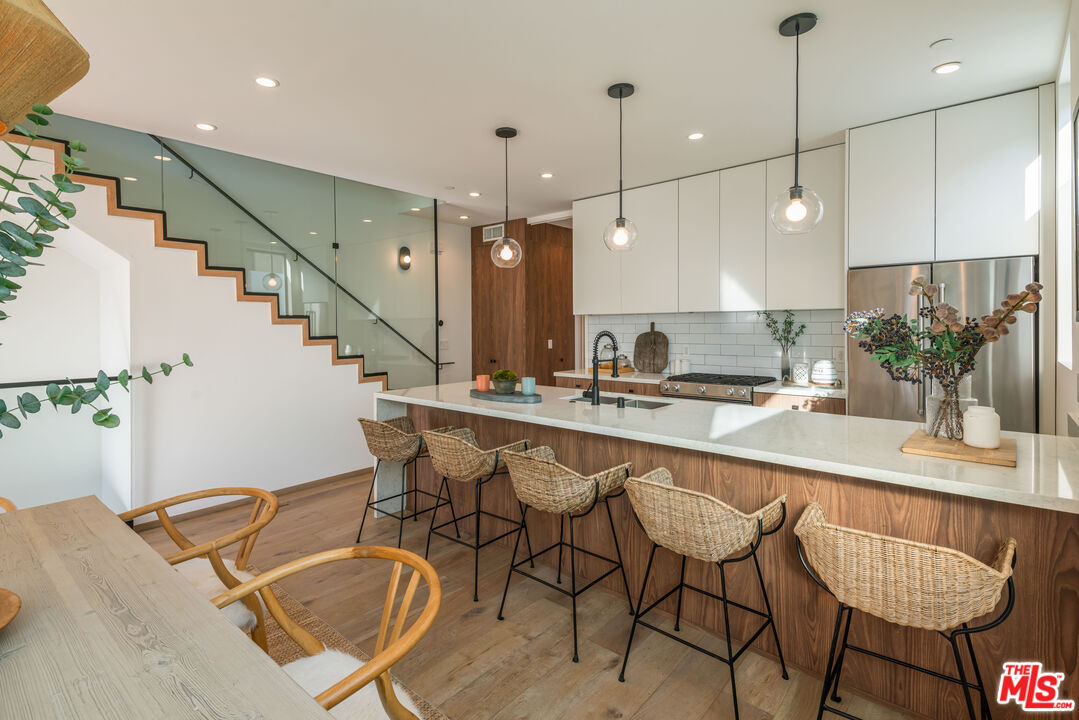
[780, 349, 791, 382]
[925, 375, 976, 441]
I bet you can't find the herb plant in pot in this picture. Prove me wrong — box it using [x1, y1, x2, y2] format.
[491, 369, 519, 394]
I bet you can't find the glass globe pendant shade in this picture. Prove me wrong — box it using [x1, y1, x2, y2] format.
[491, 237, 522, 268]
[262, 272, 281, 290]
[603, 217, 638, 252]
[769, 185, 823, 234]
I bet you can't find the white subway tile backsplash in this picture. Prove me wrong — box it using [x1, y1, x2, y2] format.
[585, 308, 847, 384]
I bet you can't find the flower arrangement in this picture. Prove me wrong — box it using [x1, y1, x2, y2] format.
[845, 276, 1043, 440]
[757, 310, 806, 379]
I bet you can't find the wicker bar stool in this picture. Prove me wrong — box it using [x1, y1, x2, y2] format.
[619, 468, 788, 720]
[421, 428, 535, 602]
[496, 447, 635, 663]
[356, 416, 455, 548]
[795, 503, 1017, 720]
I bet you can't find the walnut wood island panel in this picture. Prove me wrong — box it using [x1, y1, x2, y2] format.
[376, 382, 1079, 720]
[0, 496, 332, 719]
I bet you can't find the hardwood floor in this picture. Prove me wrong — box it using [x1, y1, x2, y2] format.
[138, 473, 911, 720]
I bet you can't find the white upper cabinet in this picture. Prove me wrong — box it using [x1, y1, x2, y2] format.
[718, 162, 767, 311]
[936, 89, 1040, 261]
[677, 172, 720, 312]
[572, 193, 621, 315]
[620, 181, 679, 314]
[848, 112, 936, 267]
[765, 145, 845, 310]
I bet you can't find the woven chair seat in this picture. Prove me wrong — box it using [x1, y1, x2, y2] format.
[795, 503, 1016, 631]
[421, 428, 529, 482]
[625, 468, 786, 563]
[503, 446, 631, 515]
[359, 417, 454, 463]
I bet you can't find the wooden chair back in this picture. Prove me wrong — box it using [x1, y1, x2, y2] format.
[0, 497, 15, 513]
[212, 545, 442, 718]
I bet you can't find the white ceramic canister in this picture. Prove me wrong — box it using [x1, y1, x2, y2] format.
[963, 406, 1001, 449]
[792, 362, 811, 386]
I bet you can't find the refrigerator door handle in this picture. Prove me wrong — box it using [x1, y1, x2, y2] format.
[918, 292, 926, 416]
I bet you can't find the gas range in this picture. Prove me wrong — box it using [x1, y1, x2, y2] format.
[659, 373, 776, 403]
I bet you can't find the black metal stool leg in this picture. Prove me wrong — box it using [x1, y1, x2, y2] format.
[674, 555, 687, 631]
[568, 513, 579, 662]
[962, 627, 993, 719]
[829, 602, 852, 702]
[604, 498, 633, 614]
[356, 459, 379, 543]
[497, 505, 527, 621]
[424, 476, 446, 560]
[816, 605, 847, 720]
[949, 634, 980, 720]
[473, 479, 483, 602]
[556, 514, 564, 584]
[396, 461, 407, 548]
[443, 479, 461, 538]
[752, 552, 789, 680]
[718, 561, 740, 720]
[620, 543, 658, 682]
[521, 499, 535, 568]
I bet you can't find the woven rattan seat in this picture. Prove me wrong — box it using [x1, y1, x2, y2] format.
[620, 467, 789, 720]
[794, 502, 1017, 720]
[625, 468, 786, 563]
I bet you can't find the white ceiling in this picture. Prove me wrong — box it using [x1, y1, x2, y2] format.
[47, 0, 1069, 227]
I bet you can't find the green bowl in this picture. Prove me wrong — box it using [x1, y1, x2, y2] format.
[492, 378, 517, 394]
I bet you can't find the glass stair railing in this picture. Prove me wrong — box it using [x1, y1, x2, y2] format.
[39, 114, 439, 389]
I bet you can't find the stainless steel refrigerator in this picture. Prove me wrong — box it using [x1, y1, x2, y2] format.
[847, 257, 1037, 432]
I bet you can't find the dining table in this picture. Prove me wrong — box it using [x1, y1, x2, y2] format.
[0, 495, 332, 719]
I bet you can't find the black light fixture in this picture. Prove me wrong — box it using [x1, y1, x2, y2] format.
[603, 83, 637, 252]
[491, 127, 522, 268]
[770, 12, 823, 235]
[398, 246, 412, 270]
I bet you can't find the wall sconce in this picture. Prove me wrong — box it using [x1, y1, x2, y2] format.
[398, 246, 412, 270]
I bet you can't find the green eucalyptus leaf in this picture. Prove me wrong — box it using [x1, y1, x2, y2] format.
[70, 140, 87, 153]
[0, 286, 11, 300]
[13, 122, 37, 138]
[160, 363, 172, 376]
[82, 388, 100, 404]
[0, 201, 23, 214]
[118, 369, 130, 390]
[101, 413, 121, 429]
[96, 370, 110, 393]
[0, 262, 27, 277]
[182, 353, 193, 367]
[26, 113, 49, 127]
[3, 142, 33, 161]
[16, 195, 45, 215]
[0, 277, 22, 290]
[51, 175, 84, 193]
[141, 367, 153, 384]
[45, 383, 61, 406]
[0, 165, 33, 181]
[0, 412, 21, 429]
[0, 309, 7, 320]
[21, 242, 43, 258]
[59, 154, 86, 169]
[71, 398, 82, 414]
[18, 392, 40, 415]
[0, 399, 6, 412]
[0, 245, 28, 266]
[0, 221, 37, 250]
[0, 177, 21, 192]
[30, 104, 53, 115]
[92, 409, 109, 426]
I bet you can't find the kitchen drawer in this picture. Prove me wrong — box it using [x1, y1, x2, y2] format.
[753, 393, 846, 415]
[554, 376, 587, 390]
[598, 380, 661, 396]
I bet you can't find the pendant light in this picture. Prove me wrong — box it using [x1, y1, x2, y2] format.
[769, 13, 823, 234]
[603, 83, 637, 251]
[491, 127, 523, 268]
[262, 253, 281, 290]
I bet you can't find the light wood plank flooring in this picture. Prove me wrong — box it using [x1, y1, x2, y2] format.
[138, 473, 911, 720]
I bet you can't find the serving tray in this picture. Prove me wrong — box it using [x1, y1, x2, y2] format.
[900, 429, 1017, 467]
[470, 389, 542, 404]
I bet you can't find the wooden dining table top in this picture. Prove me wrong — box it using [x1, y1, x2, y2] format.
[0, 495, 332, 719]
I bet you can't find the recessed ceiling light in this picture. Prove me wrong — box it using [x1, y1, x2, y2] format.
[410, 207, 420, 212]
[929, 38, 954, 50]
[153, 155, 171, 162]
[540, 172, 554, 179]
[255, 76, 279, 88]
[270, 240, 277, 244]
[308, 231, 318, 235]
[933, 61, 961, 75]
[459, 215, 470, 220]
[195, 122, 217, 132]
[363, 218, 372, 223]
[123, 176, 137, 182]
[687, 132, 704, 141]
[469, 191, 481, 197]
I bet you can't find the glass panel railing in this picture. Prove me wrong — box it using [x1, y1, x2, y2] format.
[38, 114, 437, 388]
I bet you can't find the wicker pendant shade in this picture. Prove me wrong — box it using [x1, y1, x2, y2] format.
[0, 0, 89, 133]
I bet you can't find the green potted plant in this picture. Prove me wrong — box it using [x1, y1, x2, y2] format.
[491, 369, 519, 394]
[757, 310, 806, 381]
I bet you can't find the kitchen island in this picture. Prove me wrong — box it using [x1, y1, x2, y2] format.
[373, 382, 1079, 719]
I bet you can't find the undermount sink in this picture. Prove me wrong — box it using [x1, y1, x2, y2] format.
[568, 395, 672, 410]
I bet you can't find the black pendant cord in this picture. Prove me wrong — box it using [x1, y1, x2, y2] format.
[504, 136, 509, 227]
[793, 22, 801, 189]
[618, 93, 624, 218]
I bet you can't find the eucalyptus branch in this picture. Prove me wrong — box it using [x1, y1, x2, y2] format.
[757, 309, 806, 352]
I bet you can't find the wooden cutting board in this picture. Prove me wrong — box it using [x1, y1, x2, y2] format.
[634, 322, 669, 373]
[900, 429, 1017, 467]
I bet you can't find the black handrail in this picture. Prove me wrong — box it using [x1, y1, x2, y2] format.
[1, 375, 119, 390]
[147, 134, 437, 367]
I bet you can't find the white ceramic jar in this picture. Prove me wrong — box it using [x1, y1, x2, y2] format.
[963, 406, 1001, 449]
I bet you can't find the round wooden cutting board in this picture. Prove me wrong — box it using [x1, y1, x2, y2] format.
[0, 588, 21, 633]
[633, 322, 669, 373]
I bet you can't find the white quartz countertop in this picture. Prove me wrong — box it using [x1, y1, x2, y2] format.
[375, 382, 1079, 514]
[553, 369, 846, 398]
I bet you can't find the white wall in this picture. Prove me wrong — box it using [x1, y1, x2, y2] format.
[1, 142, 378, 511]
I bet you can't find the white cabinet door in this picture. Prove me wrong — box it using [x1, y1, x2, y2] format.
[765, 145, 845, 310]
[620, 181, 679, 313]
[848, 112, 936, 267]
[718, 162, 767, 311]
[572, 194, 621, 315]
[678, 172, 720, 312]
[936, 89, 1040, 261]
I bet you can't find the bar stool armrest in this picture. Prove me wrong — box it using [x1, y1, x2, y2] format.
[757, 495, 787, 536]
[588, 462, 633, 498]
[991, 538, 1018, 577]
[796, 536, 833, 596]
